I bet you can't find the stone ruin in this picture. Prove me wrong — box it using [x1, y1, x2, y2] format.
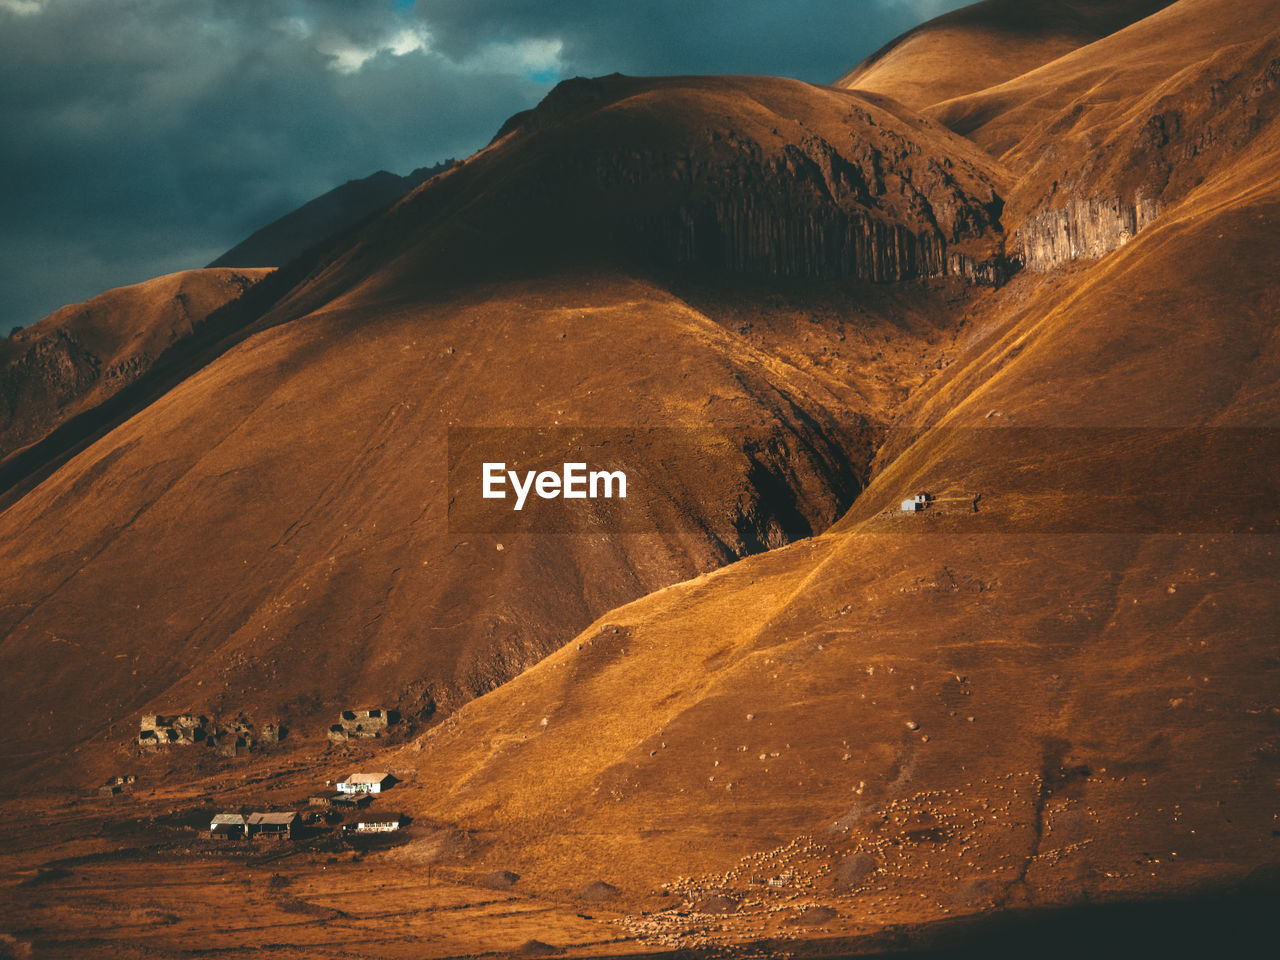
[207, 716, 285, 757]
[328, 708, 400, 742]
[138, 713, 284, 756]
[138, 714, 207, 746]
[99, 774, 136, 797]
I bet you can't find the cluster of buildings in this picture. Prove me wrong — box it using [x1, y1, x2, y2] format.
[208, 770, 405, 841]
[131, 706, 410, 842]
[136, 706, 393, 754]
[328, 708, 400, 741]
[137, 713, 282, 756]
[210, 811, 300, 841]
[99, 774, 136, 797]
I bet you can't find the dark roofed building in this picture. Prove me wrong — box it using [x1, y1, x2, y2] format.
[210, 813, 247, 840]
[330, 792, 372, 808]
[247, 811, 299, 840]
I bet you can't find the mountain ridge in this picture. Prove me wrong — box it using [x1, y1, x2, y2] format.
[207, 161, 455, 269]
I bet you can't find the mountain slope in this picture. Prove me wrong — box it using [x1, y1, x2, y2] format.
[278, 73, 1012, 312]
[385, 88, 1280, 942]
[838, 0, 1174, 112]
[0, 75, 1020, 778]
[0, 268, 269, 463]
[1, 2, 1278, 955]
[926, 0, 1280, 264]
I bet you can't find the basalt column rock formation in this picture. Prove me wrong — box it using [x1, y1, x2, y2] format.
[316, 75, 1014, 305]
[1014, 194, 1161, 269]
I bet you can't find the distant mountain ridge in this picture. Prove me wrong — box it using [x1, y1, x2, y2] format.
[0, 268, 269, 465]
[208, 161, 455, 268]
[839, 0, 1175, 110]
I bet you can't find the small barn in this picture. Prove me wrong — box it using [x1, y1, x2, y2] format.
[247, 811, 299, 840]
[337, 772, 394, 795]
[210, 813, 246, 840]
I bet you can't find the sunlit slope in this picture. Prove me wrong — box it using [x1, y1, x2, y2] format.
[0, 73, 1028, 779]
[0, 270, 890, 778]
[0, 268, 269, 461]
[838, 0, 1173, 112]
[927, 0, 1280, 236]
[388, 125, 1280, 929]
[855, 130, 1280, 527]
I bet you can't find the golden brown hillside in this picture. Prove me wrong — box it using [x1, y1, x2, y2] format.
[0, 2, 1277, 957]
[838, 0, 1173, 111]
[377, 53, 1280, 943]
[929, 0, 1280, 254]
[0, 73, 1017, 783]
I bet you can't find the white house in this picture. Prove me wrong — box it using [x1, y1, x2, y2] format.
[336, 772, 393, 794]
[901, 492, 933, 512]
[353, 812, 405, 833]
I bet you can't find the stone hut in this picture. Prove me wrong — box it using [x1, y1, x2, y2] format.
[328, 708, 400, 741]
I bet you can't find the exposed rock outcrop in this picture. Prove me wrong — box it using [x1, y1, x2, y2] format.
[1015, 195, 1160, 271]
[997, 44, 1279, 272]
[0, 330, 103, 450]
[380, 76, 1013, 288]
[610, 130, 1008, 283]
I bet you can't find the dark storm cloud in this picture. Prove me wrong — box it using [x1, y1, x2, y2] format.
[0, 0, 965, 330]
[412, 0, 960, 80]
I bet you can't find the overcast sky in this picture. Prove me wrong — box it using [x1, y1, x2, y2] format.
[0, 0, 968, 330]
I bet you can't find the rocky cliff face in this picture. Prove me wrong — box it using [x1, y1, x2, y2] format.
[367, 76, 1013, 291]
[539, 115, 1010, 284]
[0, 329, 104, 453]
[1002, 43, 1279, 272]
[620, 131, 1008, 283]
[1015, 194, 1160, 271]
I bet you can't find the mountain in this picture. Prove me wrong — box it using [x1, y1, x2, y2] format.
[838, 0, 1176, 111]
[399, 107, 1280, 917]
[928, 0, 1280, 257]
[1, 1, 1278, 956]
[207, 162, 454, 269]
[376, 0, 1280, 940]
[0, 72, 1018, 779]
[0, 268, 269, 464]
